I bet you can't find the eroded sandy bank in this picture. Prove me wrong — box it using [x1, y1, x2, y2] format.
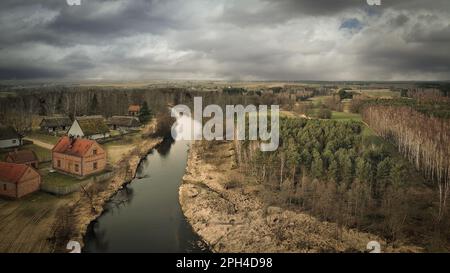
[179, 141, 421, 253]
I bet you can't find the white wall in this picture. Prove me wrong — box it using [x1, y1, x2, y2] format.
[67, 120, 84, 138]
[90, 133, 110, 140]
[0, 138, 20, 148]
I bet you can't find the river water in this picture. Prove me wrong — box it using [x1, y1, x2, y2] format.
[83, 139, 208, 253]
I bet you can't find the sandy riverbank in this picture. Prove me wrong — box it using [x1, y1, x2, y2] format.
[179, 141, 421, 253]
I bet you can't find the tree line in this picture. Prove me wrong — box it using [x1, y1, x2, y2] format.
[362, 104, 450, 222]
[234, 117, 444, 248]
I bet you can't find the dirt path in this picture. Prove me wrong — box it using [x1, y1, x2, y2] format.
[24, 138, 54, 150]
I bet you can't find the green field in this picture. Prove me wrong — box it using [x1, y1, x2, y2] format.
[0, 144, 51, 162]
[41, 171, 82, 188]
[27, 132, 60, 145]
[27, 144, 52, 162]
[331, 111, 362, 121]
[358, 89, 400, 98]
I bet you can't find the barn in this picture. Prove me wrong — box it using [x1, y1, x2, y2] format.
[40, 116, 72, 133]
[67, 116, 110, 140]
[5, 149, 39, 169]
[107, 116, 141, 131]
[0, 162, 41, 199]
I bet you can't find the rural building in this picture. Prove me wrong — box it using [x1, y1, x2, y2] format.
[52, 136, 106, 177]
[128, 105, 141, 116]
[5, 149, 39, 169]
[40, 116, 72, 133]
[0, 162, 41, 199]
[67, 116, 110, 140]
[107, 116, 141, 131]
[0, 125, 21, 149]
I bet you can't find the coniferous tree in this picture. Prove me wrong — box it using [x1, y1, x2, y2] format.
[139, 101, 153, 123]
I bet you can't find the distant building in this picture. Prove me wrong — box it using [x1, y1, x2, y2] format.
[107, 116, 141, 131]
[0, 125, 21, 149]
[67, 116, 110, 140]
[5, 149, 39, 169]
[0, 162, 41, 199]
[52, 136, 106, 177]
[128, 105, 141, 116]
[40, 116, 72, 133]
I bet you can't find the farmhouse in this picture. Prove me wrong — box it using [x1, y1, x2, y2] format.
[128, 105, 141, 116]
[107, 116, 141, 131]
[52, 136, 106, 177]
[5, 149, 39, 169]
[0, 125, 21, 149]
[67, 115, 110, 140]
[40, 116, 72, 133]
[0, 162, 41, 199]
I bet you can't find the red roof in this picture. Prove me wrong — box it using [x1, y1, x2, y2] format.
[52, 136, 97, 157]
[0, 162, 31, 184]
[128, 105, 141, 112]
[6, 150, 38, 163]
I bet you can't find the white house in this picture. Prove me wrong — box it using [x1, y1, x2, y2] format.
[68, 116, 110, 140]
[0, 125, 21, 149]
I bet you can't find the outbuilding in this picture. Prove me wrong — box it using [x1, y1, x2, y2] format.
[0, 162, 41, 199]
[5, 149, 39, 169]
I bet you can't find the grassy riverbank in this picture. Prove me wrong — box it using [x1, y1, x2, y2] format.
[0, 121, 162, 253]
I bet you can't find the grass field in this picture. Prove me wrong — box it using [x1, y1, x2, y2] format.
[331, 111, 362, 121]
[358, 89, 400, 98]
[27, 145, 52, 162]
[103, 132, 142, 163]
[307, 95, 333, 106]
[27, 132, 60, 145]
[42, 171, 82, 188]
[0, 144, 51, 162]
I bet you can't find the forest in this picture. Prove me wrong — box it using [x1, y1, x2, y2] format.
[234, 117, 448, 250]
[362, 103, 450, 223]
[1, 83, 449, 251]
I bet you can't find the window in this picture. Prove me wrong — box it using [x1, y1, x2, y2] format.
[75, 164, 79, 172]
[93, 149, 97, 155]
[3, 184, 6, 191]
[93, 162, 98, 170]
[57, 160, 61, 168]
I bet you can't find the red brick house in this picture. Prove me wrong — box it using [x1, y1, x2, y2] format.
[0, 162, 41, 198]
[5, 149, 39, 169]
[128, 105, 141, 116]
[52, 136, 106, 177]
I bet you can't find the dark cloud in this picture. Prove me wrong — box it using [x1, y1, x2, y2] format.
[0, 66, 68, 80]
[0, 0, 449, 81]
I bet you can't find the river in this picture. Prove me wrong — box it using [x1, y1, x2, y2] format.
[83, 139, 208, 253]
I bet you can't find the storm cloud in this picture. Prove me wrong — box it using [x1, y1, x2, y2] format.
[0, 0, 449, 81]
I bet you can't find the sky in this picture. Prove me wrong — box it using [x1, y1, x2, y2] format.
[1, 0, 450, 82]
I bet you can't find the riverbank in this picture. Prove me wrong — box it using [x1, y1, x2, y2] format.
[179, 140, 422, 253]
[0, 122, 162, 253]
[52, 133, 163, 252]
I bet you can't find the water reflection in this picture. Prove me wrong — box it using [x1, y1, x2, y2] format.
[83, 138, 208, 253]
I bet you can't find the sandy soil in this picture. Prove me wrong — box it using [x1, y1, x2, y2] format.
[179, 141, 422, 253]
[24, 137, 54, 150]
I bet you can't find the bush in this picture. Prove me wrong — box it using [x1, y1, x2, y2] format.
[317, 108, 332, 119]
